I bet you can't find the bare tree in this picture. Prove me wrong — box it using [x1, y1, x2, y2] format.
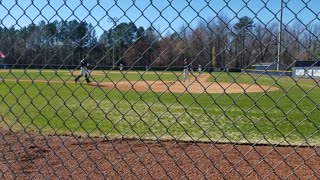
[250, 23, 278, 64]
[205, 15, 232, 69]
[302, 23, 320, 61]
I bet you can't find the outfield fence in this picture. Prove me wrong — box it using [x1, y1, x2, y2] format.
[1, 0, 320, 179]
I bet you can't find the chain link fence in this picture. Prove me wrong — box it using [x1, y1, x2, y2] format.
[1, 0, 320, 179]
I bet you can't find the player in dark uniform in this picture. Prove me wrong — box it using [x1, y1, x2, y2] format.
[75, 58, 91, 83]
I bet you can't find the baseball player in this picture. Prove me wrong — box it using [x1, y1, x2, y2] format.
[198, 64, 202, 72]
[183, 58, 190, 82]
[75, 58, 91, 83]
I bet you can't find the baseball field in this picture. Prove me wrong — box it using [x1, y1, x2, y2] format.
[1, 69, 320, 146]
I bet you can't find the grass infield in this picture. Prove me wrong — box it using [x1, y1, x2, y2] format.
[1, 69, 320, 146]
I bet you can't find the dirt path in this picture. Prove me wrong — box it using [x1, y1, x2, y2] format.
[90, 73, 278, 94]
[0, 129, 319, 179]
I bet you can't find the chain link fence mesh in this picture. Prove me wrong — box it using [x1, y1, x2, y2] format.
[1, 0, 320, 179]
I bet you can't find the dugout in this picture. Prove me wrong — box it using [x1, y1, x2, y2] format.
[244, 62, 291, 76]
[291, 61, 320, 79]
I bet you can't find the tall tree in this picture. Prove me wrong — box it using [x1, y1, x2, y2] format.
[100, 22, 139, 66]
[189, 26, 207, 69]
[155, 33, 179, 66]
[206, 15, 232, 69]
[0, 26, 19, 64]
[233, 16, 254, 68]
[137, 27, 159, 66]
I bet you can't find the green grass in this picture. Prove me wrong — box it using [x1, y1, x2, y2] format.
[1, 69, 320, 145]
[0, 69, 183, 82]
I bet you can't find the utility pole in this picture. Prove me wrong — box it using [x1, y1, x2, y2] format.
[277, 0, 283, 71]
[108, 17, 119, 68]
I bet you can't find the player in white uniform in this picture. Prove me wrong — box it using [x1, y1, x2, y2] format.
[183, 58, 190, 82]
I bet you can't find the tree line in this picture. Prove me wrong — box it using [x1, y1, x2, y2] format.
[0, 15, 319, 69]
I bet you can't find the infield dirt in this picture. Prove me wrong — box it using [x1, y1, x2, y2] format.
[88, 73, 278, 94]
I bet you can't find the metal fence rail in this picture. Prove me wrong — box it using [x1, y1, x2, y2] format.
[1, 0, 320, 179]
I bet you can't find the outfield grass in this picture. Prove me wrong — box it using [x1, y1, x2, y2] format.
[1, 69, 320, 145]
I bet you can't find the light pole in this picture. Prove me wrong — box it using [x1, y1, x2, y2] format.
[277, 0, 283, 71]
[108, 17, 119, 68]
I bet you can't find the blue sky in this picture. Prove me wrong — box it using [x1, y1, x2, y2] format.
[0, 0, 319, 36]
